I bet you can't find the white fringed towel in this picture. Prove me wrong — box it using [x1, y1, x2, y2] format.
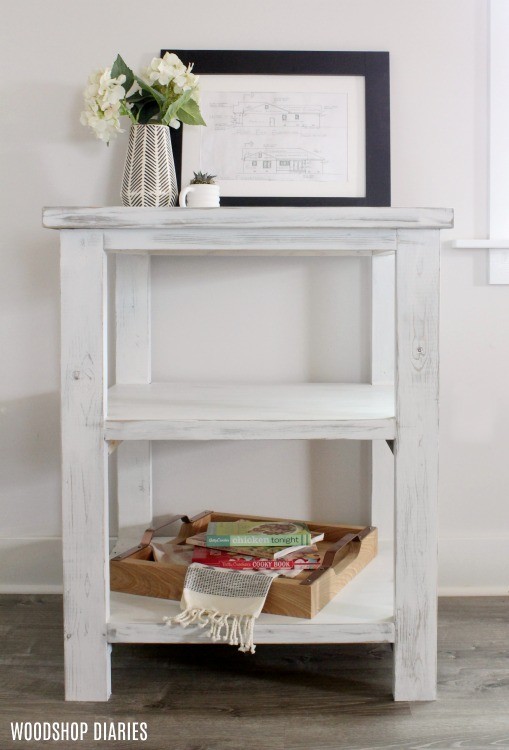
[164, 563, 278, 653]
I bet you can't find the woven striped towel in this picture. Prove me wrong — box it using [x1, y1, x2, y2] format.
[164, 563, 279, 653]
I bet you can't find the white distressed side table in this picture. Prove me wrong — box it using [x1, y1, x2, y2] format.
[43, 206, 453, 702]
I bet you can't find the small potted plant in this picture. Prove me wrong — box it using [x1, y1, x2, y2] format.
[179, 172, 220, 208]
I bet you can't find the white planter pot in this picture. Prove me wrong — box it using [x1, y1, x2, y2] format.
[179, 183, 220, 208]
[121, 124, 178, 207]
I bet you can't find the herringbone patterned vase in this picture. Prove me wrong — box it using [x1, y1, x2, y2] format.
[121, 124, 178, 207]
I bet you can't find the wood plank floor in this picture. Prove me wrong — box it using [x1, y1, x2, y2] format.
[0, 596, 508, 749]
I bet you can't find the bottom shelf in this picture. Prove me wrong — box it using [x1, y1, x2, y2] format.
[108, 541, 394, 645]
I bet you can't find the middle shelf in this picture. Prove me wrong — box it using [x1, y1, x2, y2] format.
[105, 382, 395, 441]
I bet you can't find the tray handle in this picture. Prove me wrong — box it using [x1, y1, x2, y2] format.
[299, 525, 375, 586]
[111, 510, 213, 561]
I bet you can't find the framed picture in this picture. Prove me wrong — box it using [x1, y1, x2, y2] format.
[162, 50, 390, 206]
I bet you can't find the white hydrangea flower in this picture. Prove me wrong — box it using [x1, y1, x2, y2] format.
[172, 64, 200, 95]
[80, 53, 204, 140]
[80, 67, 127, 144]
[98, 70, 126, 108]
[80, 106, 123, 143]
[144, 51, 187, 86]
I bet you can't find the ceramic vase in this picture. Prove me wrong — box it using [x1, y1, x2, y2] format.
[121, 124, 178, 207]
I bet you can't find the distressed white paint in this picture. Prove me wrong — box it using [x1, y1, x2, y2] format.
[371, 254, 395, 540]
[60, 230, 111, 701]
[42, 208, 452, 259]
[115, 255, 151, 384]
[106, 382, 395, 441]
[115, 255, 153, 541]
[108, 621, 395, 644]
[106, 419, 395, 441]
[51, 208, 450, 702]
[371, 255, 395, 386]
[116, 443, 152, 537]
[43, 206, 454, 230]
[108, 382, 395, 421]
[102, 228, 395, 255]
[394, 229, 440, 702]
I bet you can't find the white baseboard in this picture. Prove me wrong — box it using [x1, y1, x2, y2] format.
[0, 538, 64, 594]
[437, 536, 509, 595]
[0, 536, 507, 595]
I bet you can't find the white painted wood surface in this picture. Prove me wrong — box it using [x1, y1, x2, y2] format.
[453, 238, 509, 249]
[115, 255, 153, 542]
[102, 227, 396, 255]
[115, 255, 151, 384]
[47, 207, 448, 702]
[109, 619, 394, 645]
[108, 541, 394, 644]
[106, 419, 395, 441]
[394, 229, 440, 701]
[371, 254, 395, 541]
[60, 230, 111, 701]
[452, 1, 509, 283]
[371, 255, 395, 386]
[452, 238, 509, 282]
[43, 206, 454, 230]
[489, 0, 509, 283]
[105, 382, 395, 441]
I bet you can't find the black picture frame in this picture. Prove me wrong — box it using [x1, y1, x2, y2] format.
[162, 50, 391, 207]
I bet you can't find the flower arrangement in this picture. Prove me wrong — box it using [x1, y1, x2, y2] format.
[190, 171, 217, 185]
[80, 52, 205, 144]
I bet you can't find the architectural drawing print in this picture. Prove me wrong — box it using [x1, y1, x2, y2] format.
[243, 148, 325, 175]
[197, 89, 349, 184]
[234, 103, 322, 128]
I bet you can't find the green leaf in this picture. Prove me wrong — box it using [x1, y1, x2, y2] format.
[133, 75, 166, 107]
[136, 99, 161, 124]
[111, 54, 135, 93]
[161, 89, 193, 126]
[176, 98, 206, 126]
[127, 93, 155, 119]
[126, 90, 149, 103]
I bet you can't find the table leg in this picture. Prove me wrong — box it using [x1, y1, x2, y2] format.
[394, 229, 440, 701]
[60, 230, 111, 701]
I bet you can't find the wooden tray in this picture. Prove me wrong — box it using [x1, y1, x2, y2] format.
[110, 511, 377, 619]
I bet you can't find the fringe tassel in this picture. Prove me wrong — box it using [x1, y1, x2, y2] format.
[165, 608, 256, 654]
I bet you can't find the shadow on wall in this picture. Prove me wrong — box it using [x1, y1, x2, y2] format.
[309, 441, 372, 526]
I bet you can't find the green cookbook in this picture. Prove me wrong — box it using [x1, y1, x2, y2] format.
[205, 519, 312, 547]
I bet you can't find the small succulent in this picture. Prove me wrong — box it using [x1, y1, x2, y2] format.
[190, 171, 217, 184]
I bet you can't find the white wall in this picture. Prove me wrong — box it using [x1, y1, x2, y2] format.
[1, 0, 507, 594]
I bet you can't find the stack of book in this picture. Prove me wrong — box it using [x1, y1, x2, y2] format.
[186, 519, 323, 574]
